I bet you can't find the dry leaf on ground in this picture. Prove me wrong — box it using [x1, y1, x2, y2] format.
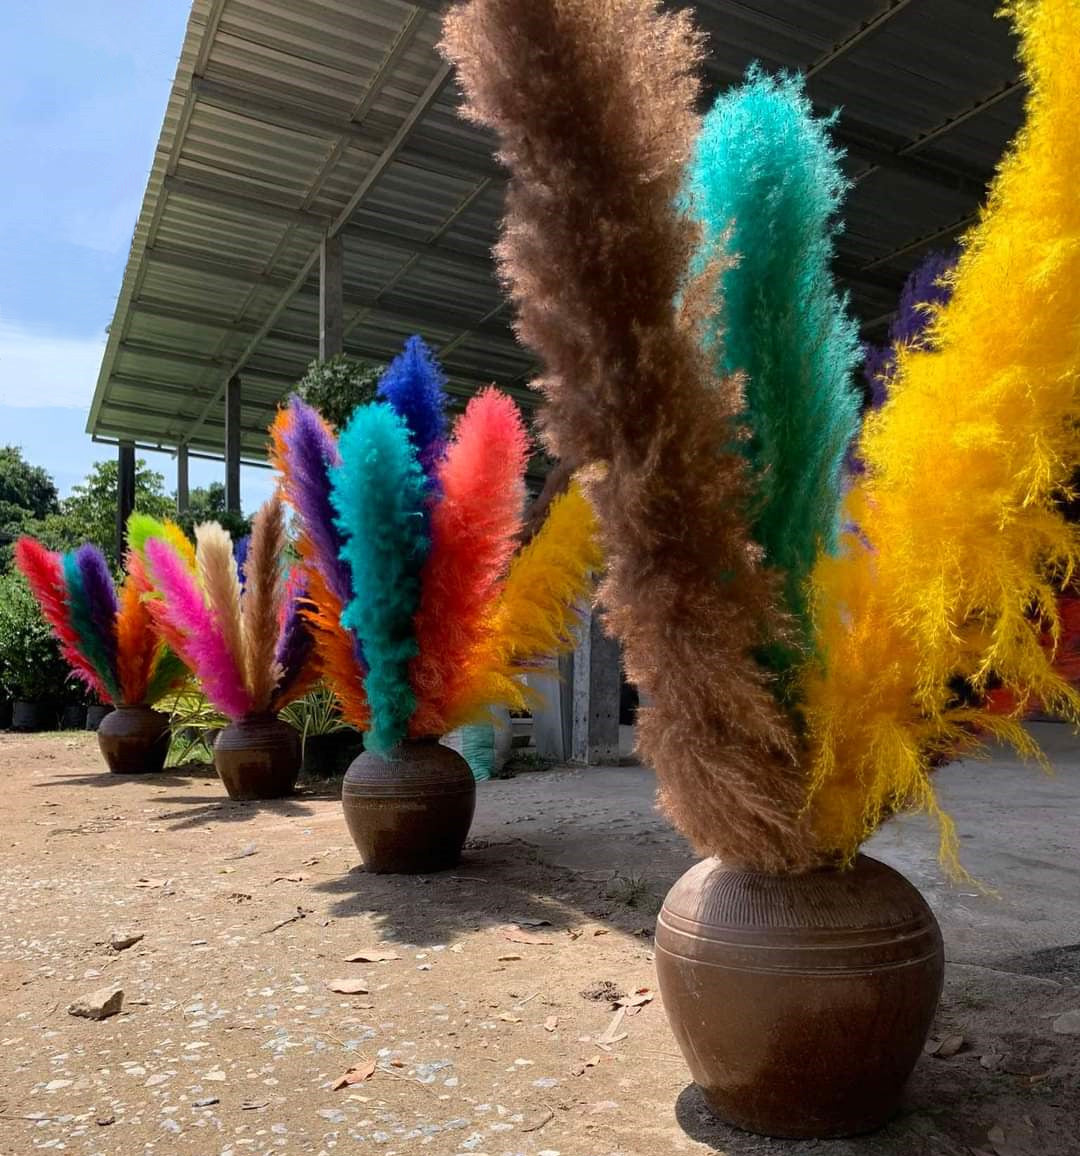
[597, 1006, 628, 1047]
[924, 1033, 964, 1057]
[544, 1016, 559, 1032]
[331, 1060, 376, 1090]
[343, 949, 402, 963]
[499, 1013, 522, 1023]
[573, 1055, 601, 1076]
[498, 954, 523, 962]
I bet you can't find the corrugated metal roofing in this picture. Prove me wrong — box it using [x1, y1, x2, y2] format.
[89, 0, 1024, 466]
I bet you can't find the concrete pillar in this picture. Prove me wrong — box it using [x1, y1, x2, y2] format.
[225, 375, 241, 515]
[319, 233, 345, 359]
[176, 444, 190, 514]
[571, 605, 621, 765]
[116, 441, 136, 559]
[529, 651, 575, 764]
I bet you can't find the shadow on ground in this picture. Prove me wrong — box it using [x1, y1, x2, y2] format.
[311, 834, 665, 948]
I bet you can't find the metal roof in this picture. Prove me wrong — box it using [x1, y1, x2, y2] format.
[89, 0, 1023, 466]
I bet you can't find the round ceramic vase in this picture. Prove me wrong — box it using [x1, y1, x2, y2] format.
[97, 704, 171, 774]
[341, 738, 476, 874]
[214, 715, 302, 800]
[655, 854, 944, 1139]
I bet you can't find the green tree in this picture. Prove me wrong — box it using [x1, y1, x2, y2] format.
[0, 446, 61, 571]
[294, 355, 383, 431]
[175, 482, 251, 541]
[34, 458, 172, 568]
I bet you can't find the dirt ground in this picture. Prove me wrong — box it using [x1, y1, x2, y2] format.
[0, 732, 1078, 1156]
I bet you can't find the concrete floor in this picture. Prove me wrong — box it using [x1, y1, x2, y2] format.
[486, 722, 1080, 970]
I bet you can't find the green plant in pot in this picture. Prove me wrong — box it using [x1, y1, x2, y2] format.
[271, 336, 601, 873]
[135, 498, 317, 799]
[13, 539, 186, 761]
[279, 685, 364, 779]
[0, 570, 68, 731]
[442, 0, 1080, 1138]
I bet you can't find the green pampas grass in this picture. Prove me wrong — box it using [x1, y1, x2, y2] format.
[686, 69, 861, 665]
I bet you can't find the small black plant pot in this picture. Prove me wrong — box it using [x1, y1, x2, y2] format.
[61, 703, 88, 730]
[302, 730, 366, 779]
[85, 704, 113, 732]
[13, 700, 46, 732]
[0, 700, 12, 730]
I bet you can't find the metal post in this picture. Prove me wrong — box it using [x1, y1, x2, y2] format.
[225, 375, 241, 514]
[571, 605, 622, 765]
[319, 233, 345, 359]
[176, 444, 190, 514]
[116, 441, 136, 560]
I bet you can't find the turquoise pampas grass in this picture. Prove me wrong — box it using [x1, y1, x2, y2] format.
[686, 68, 861, 663]
[331, 403, 431, 752]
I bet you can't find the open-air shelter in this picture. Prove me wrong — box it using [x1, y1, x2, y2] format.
[88, 0, 1026, 758]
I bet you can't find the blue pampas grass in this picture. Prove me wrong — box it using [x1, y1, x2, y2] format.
[331, 402, 431, 753]
[685, 67, 861, 658]
[376, 335, 449, 481]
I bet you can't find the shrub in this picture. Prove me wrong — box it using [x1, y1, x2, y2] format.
[294, 356, 383, 431]
[0, 572, 68, 701]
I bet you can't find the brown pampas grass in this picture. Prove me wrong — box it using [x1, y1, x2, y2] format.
[195, 521, 249, 698]
[243, 495, 287, 713]
[441, 0, 816, 871]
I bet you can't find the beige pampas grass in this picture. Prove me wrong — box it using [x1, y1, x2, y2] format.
[195, 521, 248, 699]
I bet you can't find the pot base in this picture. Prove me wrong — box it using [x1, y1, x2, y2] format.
[214, 716, 301, 800]
[342, 740, 476, 874]
[97, 705, 170, 774]
[655, 855, 944, 1139]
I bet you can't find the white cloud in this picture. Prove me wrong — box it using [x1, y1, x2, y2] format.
[0, 316, 105, 408]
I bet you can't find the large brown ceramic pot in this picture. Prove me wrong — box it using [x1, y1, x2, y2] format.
[214, 715, 301, 800]
[97, 704, 171, 774]
[655, 855, 943, 1139]
[342, 738, 475, 874]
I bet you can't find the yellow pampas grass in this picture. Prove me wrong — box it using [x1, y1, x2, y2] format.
[444, 483, 603, 730]
[805, 0, 1080, 864]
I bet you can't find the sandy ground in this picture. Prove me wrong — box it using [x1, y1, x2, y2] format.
[0, 730, 1078, 1156]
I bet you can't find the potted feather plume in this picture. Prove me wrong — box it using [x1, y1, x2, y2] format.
[442, 0, 1080, 1137]
[133, 497, 317, 799]
[14, 535, 188, 772]
[272, 335, 601, 873]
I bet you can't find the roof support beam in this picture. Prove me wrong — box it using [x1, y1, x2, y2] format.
[805, 0, 917, 78]
[319, 234, 345, 358]
[225, 375, 242, 514]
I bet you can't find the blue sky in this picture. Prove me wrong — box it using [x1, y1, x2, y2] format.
[0, 1, 274, 511]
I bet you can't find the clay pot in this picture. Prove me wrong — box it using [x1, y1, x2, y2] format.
[214, 715, 301, 800]
[342, 739, 476, 874]
[655, 855, 943, 1139]
[97, 705, 171, 774]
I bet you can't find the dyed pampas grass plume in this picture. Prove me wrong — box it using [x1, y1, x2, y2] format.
[441, 0, 816, 871]
[16, 536, 187, 707]
[140, 500, 315, 721]
[274, 336, 602, 758]
[805, 0, 1080, 863]
[686, 69, 862, 664]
